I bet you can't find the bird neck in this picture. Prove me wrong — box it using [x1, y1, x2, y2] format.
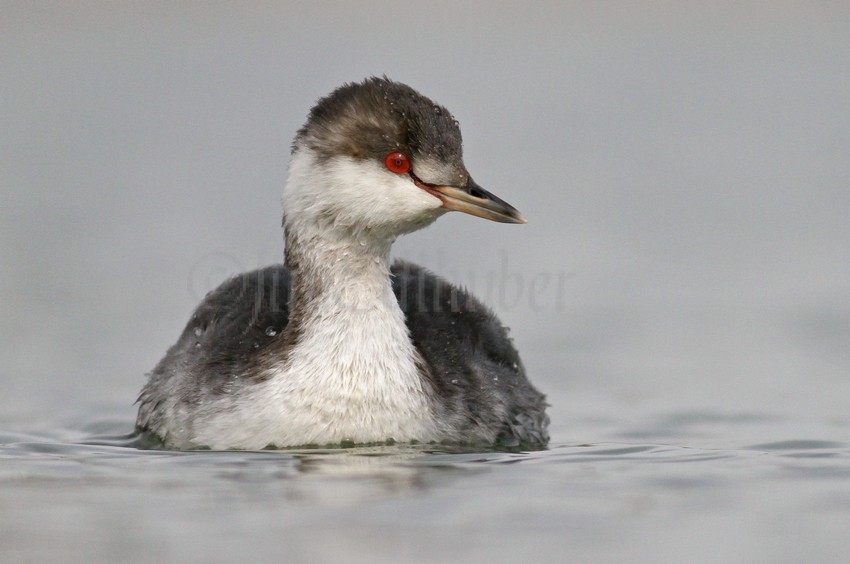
[279, 217, 424, 395]
[283, 223, 396, 319]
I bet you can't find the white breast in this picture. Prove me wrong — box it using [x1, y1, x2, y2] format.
[191, 277, 441, 449]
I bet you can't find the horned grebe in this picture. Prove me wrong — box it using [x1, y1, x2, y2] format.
[136, 78, 548, 450]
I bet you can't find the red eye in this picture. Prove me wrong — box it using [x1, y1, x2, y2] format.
[384, 152, 411, 174]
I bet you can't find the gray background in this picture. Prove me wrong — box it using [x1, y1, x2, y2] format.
[2, 0, 849, 465]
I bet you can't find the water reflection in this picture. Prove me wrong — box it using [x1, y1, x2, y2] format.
[1, 431, 501, 505]
[2, 420, 848, 510]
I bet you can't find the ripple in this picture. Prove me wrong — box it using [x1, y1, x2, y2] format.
[748, 440, 846, 450]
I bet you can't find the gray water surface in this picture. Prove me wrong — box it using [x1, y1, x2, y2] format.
[2, 413, 849, 563]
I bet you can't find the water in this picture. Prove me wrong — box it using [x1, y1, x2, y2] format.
[3, 3, 850, 562]
[2, 412, 849, 563]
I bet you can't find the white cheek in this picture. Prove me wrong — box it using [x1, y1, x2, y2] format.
[328, 158, 441, 222]
[284, 150, 443, 234]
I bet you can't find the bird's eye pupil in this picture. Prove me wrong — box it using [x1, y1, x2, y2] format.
[384, 152, 411, 174]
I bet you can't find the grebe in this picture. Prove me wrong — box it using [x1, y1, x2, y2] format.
[136, 77, 549, 450]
